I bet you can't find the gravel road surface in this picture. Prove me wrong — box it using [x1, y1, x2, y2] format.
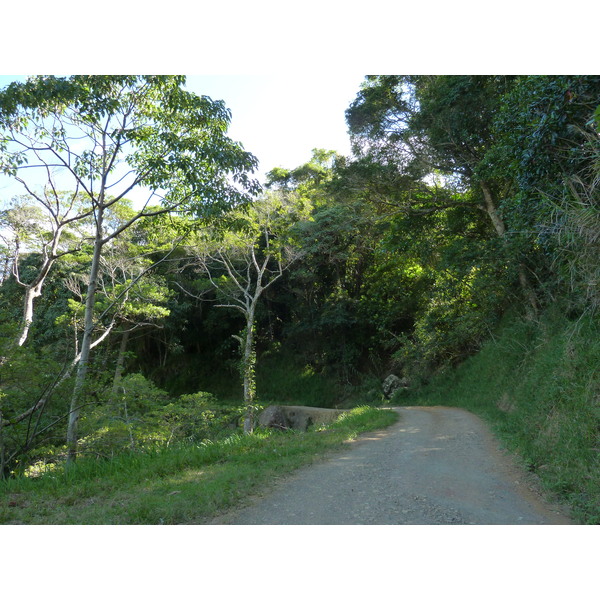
[211, 406, 573, 525]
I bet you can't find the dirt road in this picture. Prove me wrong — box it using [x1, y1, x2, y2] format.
[211, 406, 573, 525]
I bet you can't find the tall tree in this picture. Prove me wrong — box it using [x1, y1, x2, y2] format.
[0, 75, 259, 460]
[477, 75, 600, 309]
[184, 192, 306, 432]
[345, 76, 544, 314]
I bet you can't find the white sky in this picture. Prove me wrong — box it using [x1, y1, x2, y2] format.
[184, 74, 366, 182]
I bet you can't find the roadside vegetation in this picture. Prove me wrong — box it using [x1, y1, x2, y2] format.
[0, 406, 396, 524]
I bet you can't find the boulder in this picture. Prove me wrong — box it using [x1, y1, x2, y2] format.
[382, 374, 410, 398]
[257, 405, 289, 430]
[382, 374, 402, 398]
[258, 405, 348, 432]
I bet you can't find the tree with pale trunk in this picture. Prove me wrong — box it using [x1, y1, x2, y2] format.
[0, 75, 259, 461]
[0, 192, 92, 348]
[184, 192, 308, 433]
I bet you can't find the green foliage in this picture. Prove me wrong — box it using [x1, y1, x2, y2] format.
[266, 148, 339, 193]
[474, 76, 600, 308]
[151, 392, 244, 441]
[343, 74, 600, 380]
[0, 340, 73, 475]
[75, 375, 243, 459]
[1, 75, 264, 460]
[108, 373, 171, 413]
[411, 76, 516, 176]
[542, 119, 600, 312]
[1, 76, 260, 209]
[394, 262, 509, 381]
[2, 74, 599, 505]
[480, 76, 599, 226]
[255, 349, 339, 407]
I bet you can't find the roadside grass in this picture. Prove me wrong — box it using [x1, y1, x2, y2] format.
[398, 308, 600, 524]
[0, 405, 397, 525]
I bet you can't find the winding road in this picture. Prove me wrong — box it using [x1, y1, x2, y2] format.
[211, 406, 573, 525]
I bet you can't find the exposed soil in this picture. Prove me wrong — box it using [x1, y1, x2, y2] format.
[210, 406, 574, 525]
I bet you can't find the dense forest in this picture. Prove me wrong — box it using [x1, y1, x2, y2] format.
[0, 75, 598, 520]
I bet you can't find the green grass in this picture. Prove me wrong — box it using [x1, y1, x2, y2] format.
[0, 406, 397, 524]
[398, 308, 600, 524]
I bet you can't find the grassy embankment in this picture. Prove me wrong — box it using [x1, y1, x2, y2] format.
[397, 308, 600, 524]
[0, 405, 397, 525]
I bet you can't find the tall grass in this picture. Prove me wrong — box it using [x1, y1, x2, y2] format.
[398, 308, 600, 524]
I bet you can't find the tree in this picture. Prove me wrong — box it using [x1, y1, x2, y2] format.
[346, 75, 600, 320]
[60, 204, 177, 390]
[266, 148, 339, 192]
[0, 76, 259, 460]
[477, 76, 600, 310]
[266, 151, 424, 381]
[0, 191, 91, 348]
[345, 76, 547, 315]
[184, 192, 307, 432]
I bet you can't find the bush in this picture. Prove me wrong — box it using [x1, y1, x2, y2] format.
[75, 376, 246, 459]
[148, 392, 245, 443]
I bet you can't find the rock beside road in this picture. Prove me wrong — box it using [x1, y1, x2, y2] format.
[258, 405, 347, 431]
[382, 374, 409, 398]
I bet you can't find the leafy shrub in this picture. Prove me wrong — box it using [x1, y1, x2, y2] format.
[111, 373, 171, 413]
[148, 392, 245, 443]
[75, 377, 246, 459]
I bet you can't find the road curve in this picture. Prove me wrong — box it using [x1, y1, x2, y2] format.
[210, 406, 574, 525]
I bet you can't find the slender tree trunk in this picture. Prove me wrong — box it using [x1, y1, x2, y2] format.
[480, 180, 506, 236]
[66, 209, 104, 463]
[242, 304, 257, 434]
[1, 254, 10, 284]
[112, 327, 130, 394]
[0, 409, 6, 480]
[18, 284, 43, 347]
[16, 226, 63, 347]
[111, 327, 136, 449]
[518, 263, 540, 318]
[480, 180, 539, 318]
